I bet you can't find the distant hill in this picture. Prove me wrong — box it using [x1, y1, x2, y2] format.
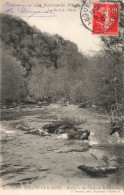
[0, 14, 82, 74]
[0, 14, 85, 103]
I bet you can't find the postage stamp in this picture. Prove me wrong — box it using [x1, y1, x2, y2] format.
[80, 1, 119, 35]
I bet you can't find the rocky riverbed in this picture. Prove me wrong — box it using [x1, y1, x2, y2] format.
[0, 104, 124, 188]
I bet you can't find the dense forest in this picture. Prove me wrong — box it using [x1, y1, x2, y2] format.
[0, 1, 124, 117]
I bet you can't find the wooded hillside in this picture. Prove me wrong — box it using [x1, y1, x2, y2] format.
[0, 10, 124, 114]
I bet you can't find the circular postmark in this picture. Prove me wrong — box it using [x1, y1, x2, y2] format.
[80, 1, 119, 33]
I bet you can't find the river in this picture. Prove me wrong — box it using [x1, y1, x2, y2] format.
[0, 104, 124, 188]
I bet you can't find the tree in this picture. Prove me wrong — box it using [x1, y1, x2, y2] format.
[100, 0, 124, 111]
[1, 49, 26, 104]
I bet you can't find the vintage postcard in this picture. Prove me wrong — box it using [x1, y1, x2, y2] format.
[0, 0, 124, 194]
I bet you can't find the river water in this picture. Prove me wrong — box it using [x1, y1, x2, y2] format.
[0, 104, 124, 188]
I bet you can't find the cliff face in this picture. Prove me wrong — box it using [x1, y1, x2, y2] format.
[0, 14, 84, 102]
[0, 14, 79, 74]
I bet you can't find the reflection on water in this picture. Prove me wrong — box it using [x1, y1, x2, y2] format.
[0, 105, 124, 188]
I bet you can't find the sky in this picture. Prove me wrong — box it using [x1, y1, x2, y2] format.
[1, 0, 103, 55]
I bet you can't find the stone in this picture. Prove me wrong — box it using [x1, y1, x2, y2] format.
[40, 131, 50, 136]
[43, 122, 90, 140]
[78, 103, 87, 108]
[43, 122, 61, 133]
[78, 165, 119, 177]
[67, 129, 77, 139]
[25, 129, 50, 136]
[38, 102, 42, 106]
[57, 133, 68, 139]
[28, 129, 40, 135]
[38, 101, 49, 106]
[16, 124, 32, 131]
[55, 126, 66, 134]
[91, 105, 97, 108]
[67, 129, 90, 140]
[55, 124, 76, 134]
[81, 130, 90, 140]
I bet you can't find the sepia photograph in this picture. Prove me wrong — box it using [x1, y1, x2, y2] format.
[0, 0, 124, 194]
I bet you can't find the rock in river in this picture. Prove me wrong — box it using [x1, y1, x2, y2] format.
[57, 133, 68, 139]
[43, 122, 61, 133]
[16, 124, 32, 131]
[77, 165, 121, 177]
[25, 129, 50, 136]
[43, 122, 90, 140]
[16, 124, 50, 136]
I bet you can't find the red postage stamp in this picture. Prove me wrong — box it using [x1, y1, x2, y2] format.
[92, 3, 119, 35]
[80, 1, 119, 35]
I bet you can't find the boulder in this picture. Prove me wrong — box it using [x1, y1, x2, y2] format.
[27, 129, 40, 135]
[38, 101, 49, 106]
[43, 122, 61, 133]
[38, 102, 42, 106]
[55, 124, 77, 134]
[67, 129, 77, 139]
[68, 129, 90, 140]
[78, 165, 119, 177]
[57, 133, 68, 139]
[40, 131, 50, 136]
[80, 130, 90, 140]
[91, 105, 97, 108]
[43, 122, 90, 140]
[78, 103, 87, 108]
[25, 129, 50, 136]
[55, 126, 66, 134]
[16, 124, 32, 131]
[109, 120, 123, 135]
[16, 124, 50, 136]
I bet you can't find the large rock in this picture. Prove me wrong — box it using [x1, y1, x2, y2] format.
[16, 124, 50, 136]
[80, 130, 90, 140]
[57, 133, 68, 139]
[67, 129, 90, 140]
[16, 124, 32, 131]
[55, 126, 66, 134]
[25, 129, 50, 136]
[42, 122, 75, 133]
[109, 120, 124, 137]
[43, 122, 61, 133]
[78, 103, 87, 108]
[55, 125, 77, 134]
[43, 122, 90, 140]
[77, 165, 121, 177]
[56, 126, 90, 140]
[38, 101, 49, 106]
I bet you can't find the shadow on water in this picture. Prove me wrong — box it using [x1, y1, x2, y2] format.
[93, 144, 124, 157]
[1, 106, 50, 121]
[88, 144, 124, 187]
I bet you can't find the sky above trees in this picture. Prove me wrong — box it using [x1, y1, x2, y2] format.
[1, 0, 102, 55]
[26, 9, 102, 55]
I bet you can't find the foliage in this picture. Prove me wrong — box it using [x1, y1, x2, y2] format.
[100, 0, 124, 112]
[1, 48, 26, 104]
[58, 115, 86, 126]
[0, 7, 124, 116]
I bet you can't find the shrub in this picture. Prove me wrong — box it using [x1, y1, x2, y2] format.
[109, 116, 124, 137]
[58, 115, 86, 126]
[1, 49, 26, 104]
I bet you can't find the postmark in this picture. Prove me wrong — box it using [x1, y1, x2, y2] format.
[80, 1, 119, 35]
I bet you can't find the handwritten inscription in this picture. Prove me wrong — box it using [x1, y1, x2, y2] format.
[2, 2, 80, 19]
[3, 1, 57, 19]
